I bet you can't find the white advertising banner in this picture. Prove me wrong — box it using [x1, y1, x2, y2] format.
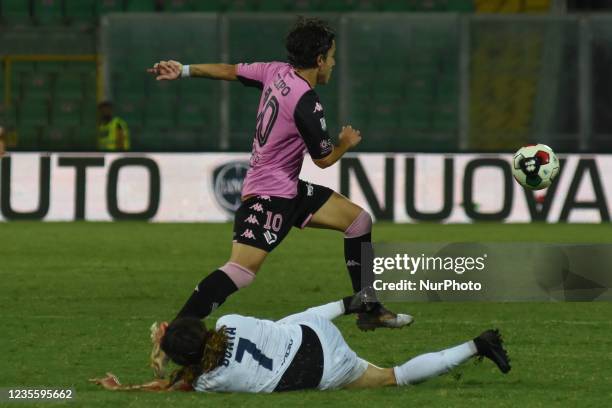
[0, 153, 609, 222]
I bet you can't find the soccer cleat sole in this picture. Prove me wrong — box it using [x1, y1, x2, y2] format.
[357, 313, 414, 331]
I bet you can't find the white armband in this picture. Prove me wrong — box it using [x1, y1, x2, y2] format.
[181, 64, 191, 78]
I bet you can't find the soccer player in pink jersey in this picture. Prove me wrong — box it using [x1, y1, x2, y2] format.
[147, 18, 412, 378]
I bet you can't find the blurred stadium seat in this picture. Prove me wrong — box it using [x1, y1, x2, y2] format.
[0, 0, 603, 153]
[163, 0, 195, 12]
[32, 0, 64, 25]
[64, 0, 97, 26]
[1, 0, 33, 26]
[95, 0, 125, 16]
[124, 0, 157, 12]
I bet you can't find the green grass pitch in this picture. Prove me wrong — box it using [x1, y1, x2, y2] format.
[2, 222, 611, 407]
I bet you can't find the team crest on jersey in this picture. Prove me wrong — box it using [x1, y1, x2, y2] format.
[212, 161, 250, 215]
[320, 118, 327, 131]
[313, 102, 323, 113]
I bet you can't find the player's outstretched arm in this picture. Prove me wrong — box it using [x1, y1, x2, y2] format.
[313, 125, 361, 169]
[147, 60, 238, 81]
[89, 373, 193, 392]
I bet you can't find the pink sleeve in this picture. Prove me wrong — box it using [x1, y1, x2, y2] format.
[236, 62, 270, 88]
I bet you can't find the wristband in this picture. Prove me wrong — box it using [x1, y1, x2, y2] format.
[181, 64, 190, 78]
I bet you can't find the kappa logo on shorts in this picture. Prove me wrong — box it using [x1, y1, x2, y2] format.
[306, 183, 314, 197]
[244, 214, 259, 225]
[313, 102, 323, 113]
[346, 260, 361, 267]
[241, 229, 256, 239]
[249, 203, 264, 213]
[264, 230, 278, 245]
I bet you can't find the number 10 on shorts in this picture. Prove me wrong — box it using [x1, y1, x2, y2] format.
[264, 211, 283, 232]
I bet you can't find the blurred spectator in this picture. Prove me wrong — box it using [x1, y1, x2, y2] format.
[97, 101, 131, 151]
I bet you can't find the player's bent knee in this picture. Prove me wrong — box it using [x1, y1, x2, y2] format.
[344, 210, 372, 238]
[344, 364, 395, 389]
[219, 262, 256, 289]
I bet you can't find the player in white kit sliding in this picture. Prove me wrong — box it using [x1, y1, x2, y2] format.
[90, 289, 511, 393]
[146, 17, 412, 378]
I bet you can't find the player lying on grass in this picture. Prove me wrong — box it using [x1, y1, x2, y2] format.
[90, 290, 511, 393]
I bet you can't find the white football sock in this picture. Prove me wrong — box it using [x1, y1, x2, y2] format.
[305, 300, 345, 320]
[393, 341, 477, 386]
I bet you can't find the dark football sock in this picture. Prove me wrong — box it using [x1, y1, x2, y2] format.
[175, 269, 238, 320]
[344, 232, 372, 293]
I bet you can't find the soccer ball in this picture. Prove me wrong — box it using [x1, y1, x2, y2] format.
[512, 144, 560, 190]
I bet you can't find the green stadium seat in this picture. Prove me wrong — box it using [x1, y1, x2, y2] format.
[0, 103, 18, 129]
[143, 96, 176, 128]
[16, 125, 41, 149]
[32, 0, 64, 25]
[36, 61, 65, 73]
[112, 72, 146, 99]
[1, 0, 32, 25]
[81, 103, 97, 128]
[65, 0, 97, 25]
[18, 99, 49, 126]
[64, 61, 97, 75]
[400, 105, 430, 131]
[354, 0, 381, 11]
[176, 99, 206, 127]
[73, 126, 97, 150]
[228, 131, 252, 150]
[20, 73, 53, 101]
[318, 0, 356, 12]
[124, 0, 157, 12]
[380, 0, 417, 11]
[432, 116, 456, 133]
[40, 127, 75, 150]
[192, 0, 227, 11]
[10, 61, 36, 95]
[115, 98, 144, 127]
[139, 128, 165, 150]
[147, 76, 180, 99]
[258, 0, 292, 11]
[171, 129, 206, 150]
[11, 61, 37, 77]
[55, 74, 85, 99]
[51, 98, 82, 127]
[448, 0, 475, 13]
[226, 0, 258, 11]
[163, 0, 195, 12]
[292, 0, 321, 12]
[95, 0, 125, 16]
